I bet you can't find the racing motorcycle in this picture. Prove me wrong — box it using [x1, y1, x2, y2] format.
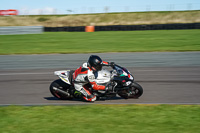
[49, 64, 143, 101]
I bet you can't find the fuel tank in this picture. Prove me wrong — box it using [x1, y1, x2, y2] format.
[95, 69, 111, 85]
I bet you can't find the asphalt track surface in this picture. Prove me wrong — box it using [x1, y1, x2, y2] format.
[0, 52, 200, 105]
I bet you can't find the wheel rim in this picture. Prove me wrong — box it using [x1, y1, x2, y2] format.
[128, 86, 140, 98]
[132, 87, 139, 95]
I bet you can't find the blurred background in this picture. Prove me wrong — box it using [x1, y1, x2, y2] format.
[0, 0, 199, 27]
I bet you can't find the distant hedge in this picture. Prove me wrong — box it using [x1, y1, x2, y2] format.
[44, 23, 200, 32]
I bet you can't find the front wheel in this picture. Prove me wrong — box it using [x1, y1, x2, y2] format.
[118, 82, 143, 99]
[129, 82, 143, 98]
[49, 79, 73, 100]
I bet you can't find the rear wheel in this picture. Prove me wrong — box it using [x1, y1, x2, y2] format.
[49, 79, 73, 100]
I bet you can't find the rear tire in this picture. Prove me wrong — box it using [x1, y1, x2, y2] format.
[49, 79, 73, 100]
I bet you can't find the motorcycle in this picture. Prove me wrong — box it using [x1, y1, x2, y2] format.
[49, 64, 143, 101]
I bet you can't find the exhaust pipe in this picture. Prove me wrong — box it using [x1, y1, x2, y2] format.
[53, 87, 70, 96]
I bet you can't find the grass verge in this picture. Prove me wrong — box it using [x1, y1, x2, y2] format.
[0, 29, 200, 54]
[0, 104, 200, 133]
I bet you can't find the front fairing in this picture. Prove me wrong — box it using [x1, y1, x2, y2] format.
[113, 65, 134, 81]
[113, 76, 132, 88]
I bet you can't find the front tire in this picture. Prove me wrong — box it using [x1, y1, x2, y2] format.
[129, 82, 143, 98]
[118, 82, 143, 99]
[49, 79, 73, 100]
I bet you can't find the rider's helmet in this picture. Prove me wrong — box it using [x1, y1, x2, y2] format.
[88, 55, 103, 71]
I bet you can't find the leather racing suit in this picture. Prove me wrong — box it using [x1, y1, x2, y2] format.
[72, 61, 110, 101]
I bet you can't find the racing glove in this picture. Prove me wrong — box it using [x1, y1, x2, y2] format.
[108, 62, 115, 68]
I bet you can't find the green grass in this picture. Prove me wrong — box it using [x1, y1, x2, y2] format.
[0, 105, 200, 133]
[0, 29, 200, 54]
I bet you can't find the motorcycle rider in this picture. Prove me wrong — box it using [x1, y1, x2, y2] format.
[72, 55, 114, 102]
